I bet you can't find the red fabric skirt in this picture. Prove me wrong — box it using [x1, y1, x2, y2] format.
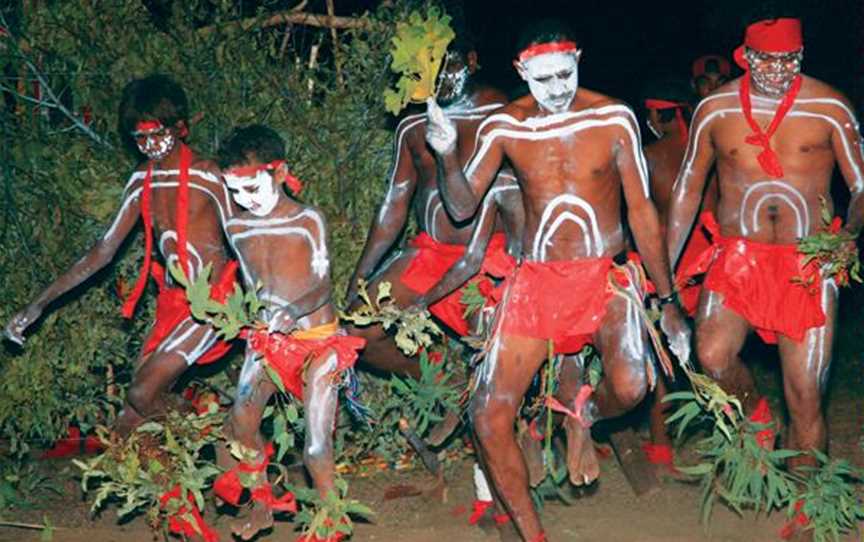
[675, 221, 713, 316]
[401, 232, 513, 336]
[247, 328, 366, 400]
[677, 212, 825, 344]
[498, 254, 644, 355]
[142, 260, 238, 364]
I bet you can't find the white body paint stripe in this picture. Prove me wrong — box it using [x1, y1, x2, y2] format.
[468, 113, 649, 197]
[532, 195, 604, 260]
[739, 181, 810, 237]
[467, 185, 520, 252]
[681, 107, 864, 191]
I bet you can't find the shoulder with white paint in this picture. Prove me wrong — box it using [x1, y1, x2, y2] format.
[187, 156, 224, 186]
[796, 75, 860, 123]
[121, 162, 151, 194]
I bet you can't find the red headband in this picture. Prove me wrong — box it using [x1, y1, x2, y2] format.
[733, 18, 803, 70]
[691, 55, 731, 79]
[644, 99, 689, 145]
[134, 120, 163, 133]
[517, 40, 578, 63]
[226, 160, 303, 196]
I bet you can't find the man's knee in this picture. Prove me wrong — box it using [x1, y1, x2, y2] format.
[470, 398, 513, 446]
[695, 335, 736, 376]
[607, 363, 648, 409]
[126, 381, 157, 415]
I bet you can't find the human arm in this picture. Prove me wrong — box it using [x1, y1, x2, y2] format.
[615, 111, 691, 361]
[425, 99, 505, 221]
[345, 120, 419, 305]
[829, 98, 864, 234]
[666, 104, 716, 267]
[4, 176, 143, 344]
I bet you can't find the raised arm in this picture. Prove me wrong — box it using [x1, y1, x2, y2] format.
[614, 110, 691, 362]
[829, 98, 864, 234]
[346, 119, 419, 304]
[4, 173, 143, 344]
[425, 99, 505, 221]
[667, 103, 716, 267]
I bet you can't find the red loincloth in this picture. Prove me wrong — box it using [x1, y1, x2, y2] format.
[498, 254, 646, 355]
[247, 322, 366, 400]
[677, 212, 825, 344]
[675, 220, 714, 316]
[401, 232, 514, 336]
[142, 260, 239, 364]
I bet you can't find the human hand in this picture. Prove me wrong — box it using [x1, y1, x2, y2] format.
[659, 302, 692, 367]
[425, 98, 457, 155]
[4, 303, 43, 346]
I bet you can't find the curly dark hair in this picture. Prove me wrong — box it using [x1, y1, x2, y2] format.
[117, 74, 189, 156]
[217, 124, 285, 170]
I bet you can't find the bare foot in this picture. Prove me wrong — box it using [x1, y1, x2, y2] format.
[231, 502, 274, 541]
[563, 415, 599, 486]
[516, 418, 546, 487]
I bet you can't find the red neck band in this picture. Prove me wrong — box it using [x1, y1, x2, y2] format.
[738, 74, 802, 178]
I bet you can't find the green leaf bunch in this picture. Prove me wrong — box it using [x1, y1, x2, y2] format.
[383, 6, 455, 114]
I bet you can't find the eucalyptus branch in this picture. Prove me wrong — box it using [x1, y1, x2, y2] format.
[0, 13, 112, 148]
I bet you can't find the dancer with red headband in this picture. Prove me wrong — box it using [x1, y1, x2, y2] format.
[668, 13, 864, 480]
[346, 34, 522, 368]
[215, 125, 365, 540]
[426, 21, 690, 541]
[4, 74, 238, 438]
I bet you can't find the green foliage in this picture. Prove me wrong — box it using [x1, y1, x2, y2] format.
[0, 0, 400, 457]
[170, 261, 262, 341]
[293, 478, 374, 540]
[387, 349, 460, 436]
[341, 279, 443, 356]
[74, 408, 224, 530]
[792, 451, 864, 542]
[0, 459, 54, 510]
[383, 6, 454, 114]
[796, 197, 861, 288]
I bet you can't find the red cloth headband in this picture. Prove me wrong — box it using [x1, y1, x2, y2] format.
[644, 99, 689, 145]
[134, 120, 163, 133]
[734, 18, 803, 69]
[691, 55, 731, 78]
[226, 160, 303, 196]
[517, 40, 578, 63]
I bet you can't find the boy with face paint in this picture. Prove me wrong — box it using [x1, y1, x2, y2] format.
[215, 125, 365, 540]
[426, 23, 690, 541]
[4, 74, 238, 438]
[667, 15, 864, 485]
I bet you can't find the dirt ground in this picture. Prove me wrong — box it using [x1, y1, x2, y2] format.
[2, 299, 863, 542]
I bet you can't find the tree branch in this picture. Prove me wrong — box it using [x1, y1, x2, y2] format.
[198, 10, 379, 36]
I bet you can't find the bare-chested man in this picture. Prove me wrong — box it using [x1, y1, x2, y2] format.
[667, 17, 864, 474]
[3, 74, 237, 437]
[426, 23, 690, 541]
[212, 125, 365, 540]
[346, 37, 522, 377]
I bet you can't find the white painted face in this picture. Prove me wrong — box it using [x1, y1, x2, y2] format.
[224, 169, 279, 217]
[519, 51, 580, 113]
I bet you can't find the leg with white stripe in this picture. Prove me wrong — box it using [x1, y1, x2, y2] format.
[777, 279, 837, 471]
[115, 318, 215, 437]
[303, 349, 340, 498]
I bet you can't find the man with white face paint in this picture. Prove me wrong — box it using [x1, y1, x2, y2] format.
[667, 13, 864, 491]
[4, 74, 238, 438]
[346, 32, 523, 377]
[215, 125, 365, 540]
[426, 22, 689, 542]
